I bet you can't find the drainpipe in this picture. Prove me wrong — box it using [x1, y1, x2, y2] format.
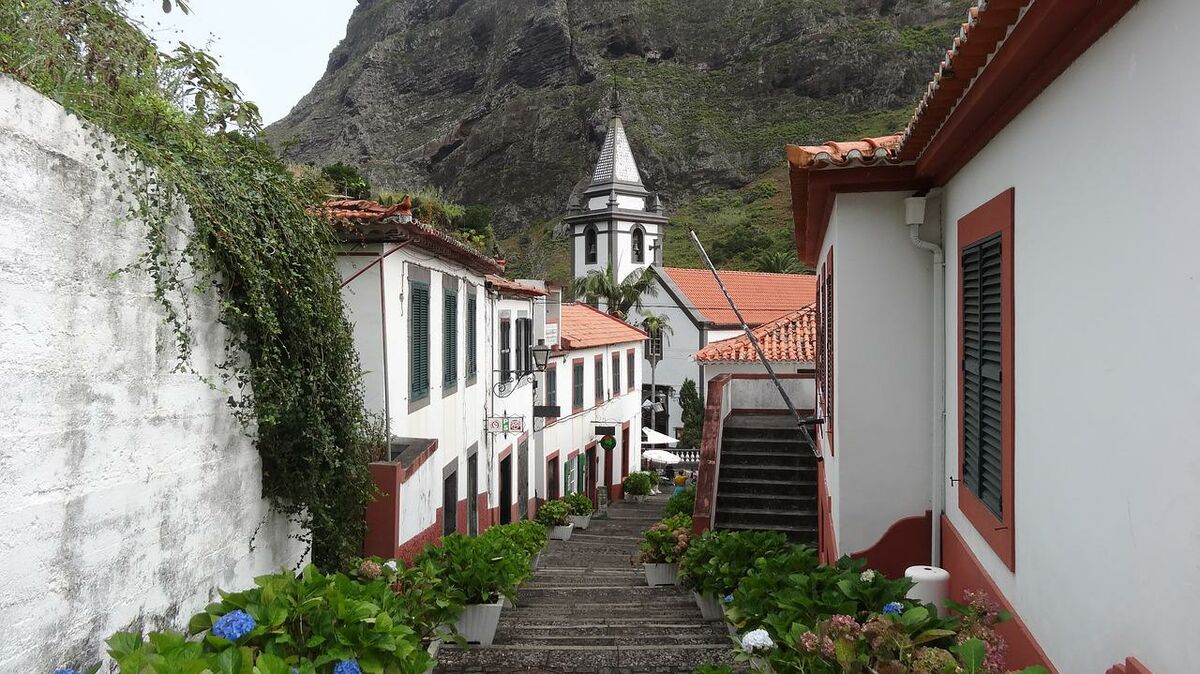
[905, 193, 946, 565]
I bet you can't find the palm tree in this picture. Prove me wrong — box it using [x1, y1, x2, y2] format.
[640, 311, 673, 433]
[755, 250, 807, 274]
[574, 264, 658, 318]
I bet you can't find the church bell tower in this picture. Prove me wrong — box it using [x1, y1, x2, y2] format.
[565, 103, 667, 285]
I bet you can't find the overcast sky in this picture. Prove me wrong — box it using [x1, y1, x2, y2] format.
[129, 0, 358, 124]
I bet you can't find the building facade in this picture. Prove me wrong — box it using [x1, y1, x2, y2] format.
[787, 2, 1188, 672]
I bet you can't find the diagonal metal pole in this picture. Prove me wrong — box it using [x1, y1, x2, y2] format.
[687, 229, 820, 460]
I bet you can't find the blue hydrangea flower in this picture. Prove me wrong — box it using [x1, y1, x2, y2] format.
[54, 668, 85, 674]
[723, 594, 734, 603]
[333, 661, 363, 674]
[882, 602, 904, 615]
[211, 609, 257, 641]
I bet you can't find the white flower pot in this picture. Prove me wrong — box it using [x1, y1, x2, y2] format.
[692, 591, 723, 621]
[529, 551, 541, 572]
[455, 600, 503, 646]
[548, 523, 574, 541]
[643, 562, 679, 586]
[568, 514, 591, 530]
[422, 639, 440, 674]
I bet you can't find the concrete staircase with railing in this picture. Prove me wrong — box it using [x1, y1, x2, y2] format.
[713, 413, 819, 544]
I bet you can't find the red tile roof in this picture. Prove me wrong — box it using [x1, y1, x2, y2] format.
[787, 135, 904, 170]
[661, 267, 817, 328]
[693, 305, 817, 364]
[560, 303, 647, 350]
[487, 275, 547, 298]
[322, 198, 504, 275]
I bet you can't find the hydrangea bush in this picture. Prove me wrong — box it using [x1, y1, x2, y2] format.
[664, 485, 696, 517]
[639, 514, 693, 563]
[679, 530, 790, 597]
[563, 492, 595, 516]
[535, 499, 571, 526]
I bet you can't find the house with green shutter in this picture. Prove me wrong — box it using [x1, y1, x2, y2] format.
[330, 197, 544, 558]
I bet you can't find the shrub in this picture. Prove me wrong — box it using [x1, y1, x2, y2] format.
[663, 485, 696, 517]
[563, 492, 595, 516]
[384, 557, 466, 642]
[678, 379, 703, 448]
[414, 534, 528, 605]
[639, 514, 693, 563]
[535, 499, 571, 527]
[482, 520, 548, 557]
[679, 529, 789, 597]
[622, 471, 653, 496]
[103, 565, 433, 672]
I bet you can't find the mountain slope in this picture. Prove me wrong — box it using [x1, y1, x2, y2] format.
[270, 0, 969, 235]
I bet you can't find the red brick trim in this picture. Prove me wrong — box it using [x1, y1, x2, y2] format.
[498, 444, 513, 462]
[941, 516, 1056, 672]
[1107, 658, 1153, 674]
[395, 511, 443, 561]
[956, 188, 1016, 570]
[817, 460, 837, 564]
[477, 492, 490, 532]
[398, 440, 439, 484]
[849, 512, 931, 579]
[693, 374, 732, 533]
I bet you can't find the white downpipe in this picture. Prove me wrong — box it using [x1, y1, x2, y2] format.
[905, 195, 946, 565]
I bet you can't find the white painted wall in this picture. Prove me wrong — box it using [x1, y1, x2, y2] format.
[539, 342, 643, 498]
[338, 253, 387, 418]
[938, 3, 1200, 671]
[721, 371, 816, 412]
[0, 76, 304, 672]
[489, 294, 540, 517]
[822, 192, 934, 556]
[629, 278, 703, 432]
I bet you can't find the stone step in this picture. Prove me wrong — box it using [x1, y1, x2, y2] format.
[718, 463, 813, 481]
[716, 520, 818, 543]
[717, 492, 813, 511]
[717, 477, 817, 496]
[715, 506, 817, 529]
[517, 585, 688, 604]
[434, 643, 736, 673]
[496, 624, 727, 646]
[719, 449, 806, 466]
[721, 435, 812, 452]
[722, 425, 806, 442]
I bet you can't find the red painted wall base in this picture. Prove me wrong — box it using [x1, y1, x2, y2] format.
[941, 515, 1057, 673]
[1106, 657, 1152, 674]
[850, 511, 931, 579]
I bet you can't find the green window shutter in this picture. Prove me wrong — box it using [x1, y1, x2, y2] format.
[627, 351, 634, 390]
[595, 357, 604, 402]
[962, 234, 1004, 517]
[444, 288, 458, 385]
[546, 367, 557, 406]
[612, 353, 621, 393]
[410, 281, 430, 400]
[466, 295, 477, 376]
[573, 363, 584, 409]
[500, 320, 511, 381]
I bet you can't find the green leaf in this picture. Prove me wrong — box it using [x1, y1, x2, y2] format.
[213, 647, 241, 674]
[900, 605, 930, 626]
[913, 628, 957, 645]
[955, 639, 987, 674]
[187, 612, 214, 635]
[105, 632, 144, 658]
[254, 653, 290, 674]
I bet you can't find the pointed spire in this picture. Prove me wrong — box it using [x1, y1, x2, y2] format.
[591, 114, 643, 187]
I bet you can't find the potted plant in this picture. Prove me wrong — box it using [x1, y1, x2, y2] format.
[639, 514, 692, 586]
[483, 520, 548, 573]
[415, 535, 526, 646]
[563, 492, 595, 530]
[622, 472, 652, 503]
[536, 499, 574, 540]
[679, 530, 789, 621]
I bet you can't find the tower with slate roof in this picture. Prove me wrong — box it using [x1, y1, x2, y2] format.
[566, 102, 667, 285]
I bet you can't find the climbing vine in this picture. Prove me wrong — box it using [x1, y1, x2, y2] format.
[1, 0, 377, 569]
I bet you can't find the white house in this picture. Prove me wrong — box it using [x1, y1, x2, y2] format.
[631, 267, 817, 436]
[786, 2, 1191, 672]
[334, 199, 546, 557]
[538, 302, 646, 505]
[692, 305, 817, 395]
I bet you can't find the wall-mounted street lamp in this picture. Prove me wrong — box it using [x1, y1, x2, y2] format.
[493, 339, 553, 398]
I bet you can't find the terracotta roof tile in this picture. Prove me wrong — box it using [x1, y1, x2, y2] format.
[487, 275, 548, 297]
[661, 267, 817, 328]
[694, 305, 817, 364]
[786, 135, 905, 170]
[322, 197, 504, 276]
[560, 303, 647, 350]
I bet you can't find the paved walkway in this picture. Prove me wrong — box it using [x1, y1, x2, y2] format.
[435, 493, 734, 673]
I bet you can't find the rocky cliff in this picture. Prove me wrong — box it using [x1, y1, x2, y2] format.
[269, 0, 970, 233]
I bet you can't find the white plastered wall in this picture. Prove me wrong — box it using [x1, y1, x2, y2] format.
[0, 76, 304, 671]
[822, 192, 934, 556]
[939, 3, 1199, 671]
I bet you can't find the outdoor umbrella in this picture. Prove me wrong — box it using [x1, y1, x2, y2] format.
[642, 449, 683, 465]
[641, 426, 679, 446]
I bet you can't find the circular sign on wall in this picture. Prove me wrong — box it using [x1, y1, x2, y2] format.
[600, 434, 616, 451]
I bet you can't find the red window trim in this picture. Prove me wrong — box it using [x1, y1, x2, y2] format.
[957, 188, 1016, 570]
[571, 357, 585, 413]
[626, 348, 636, 392]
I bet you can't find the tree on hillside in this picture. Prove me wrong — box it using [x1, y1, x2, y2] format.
[322, 162, 371, 199]
[574, 264, 658, 319]
[678, 378, 703, 448]
[755, 249, 806, 274]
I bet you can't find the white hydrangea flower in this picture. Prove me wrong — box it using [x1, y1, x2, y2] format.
[384, 560, 398, 571]
[740, 628, 775, 653]
[860, 570, 876, 583]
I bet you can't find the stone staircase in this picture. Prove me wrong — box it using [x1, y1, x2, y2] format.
[435, 494, 734, 673]
[714, 413, 819, 544]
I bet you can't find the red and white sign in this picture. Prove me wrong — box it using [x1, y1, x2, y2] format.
[485, 416, 525, 434]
